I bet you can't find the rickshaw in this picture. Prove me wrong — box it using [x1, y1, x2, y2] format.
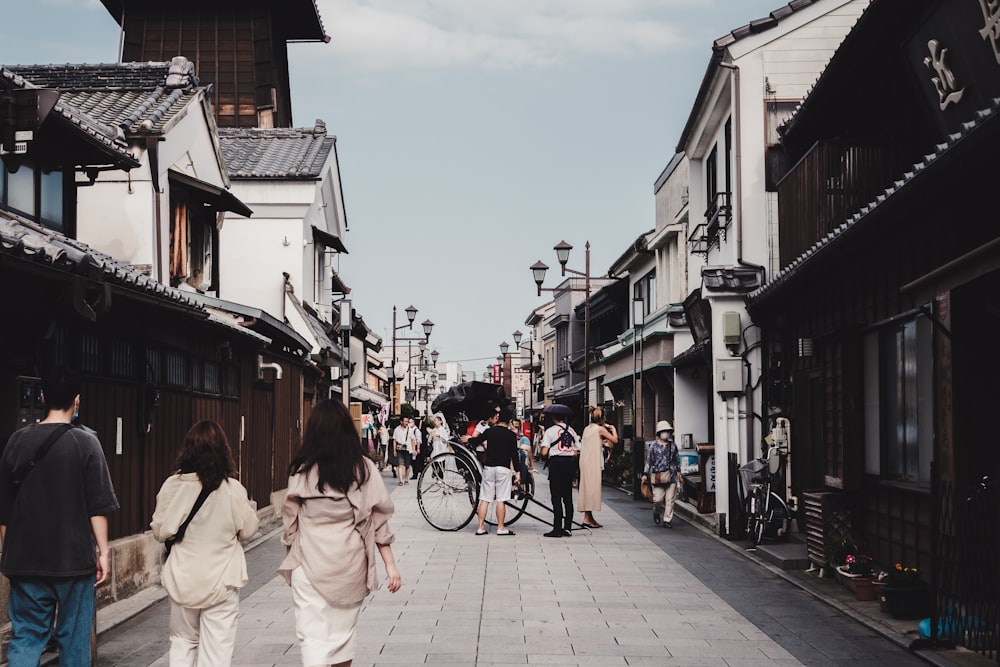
[416, 381, 584, 532]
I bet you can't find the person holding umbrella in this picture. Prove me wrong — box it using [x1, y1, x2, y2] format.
[539, 404, 580, 537]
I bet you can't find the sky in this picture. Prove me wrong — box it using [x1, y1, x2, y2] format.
[1, 0, 788, 377]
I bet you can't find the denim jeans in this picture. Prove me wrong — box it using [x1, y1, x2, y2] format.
[7, 575, 94, 667]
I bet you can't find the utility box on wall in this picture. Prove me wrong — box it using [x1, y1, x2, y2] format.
[716, 358, 743, 393]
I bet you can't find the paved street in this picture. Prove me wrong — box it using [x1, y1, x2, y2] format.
[91, 469, 924, 666]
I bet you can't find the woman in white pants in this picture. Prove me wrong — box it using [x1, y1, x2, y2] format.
[151, 421, 260, 666]
[280, 399, 402, 667]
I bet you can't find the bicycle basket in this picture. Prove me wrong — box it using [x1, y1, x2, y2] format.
[738, 458, 767, 496]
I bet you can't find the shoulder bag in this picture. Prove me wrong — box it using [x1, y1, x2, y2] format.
[164, 485, 212, 556]
[10, 423, 75, 496]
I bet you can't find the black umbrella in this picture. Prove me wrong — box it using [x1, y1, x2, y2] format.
[543, 403, 573, 416]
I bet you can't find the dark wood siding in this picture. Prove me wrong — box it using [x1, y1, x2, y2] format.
[121, 5, 293, 128]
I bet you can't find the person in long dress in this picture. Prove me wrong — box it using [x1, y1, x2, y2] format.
[279, 399, 402, 667]
[578, 406, 617, 529]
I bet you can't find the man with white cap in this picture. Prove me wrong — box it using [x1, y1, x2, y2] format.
[642, 420, 682, 527]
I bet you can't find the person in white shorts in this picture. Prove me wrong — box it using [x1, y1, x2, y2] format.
[472, 406, 521, 535]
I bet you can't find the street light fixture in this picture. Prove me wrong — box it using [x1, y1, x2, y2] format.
[529, 240, 592, 408]
[430, 349, 439, 367]
[391, 305, 433, 417]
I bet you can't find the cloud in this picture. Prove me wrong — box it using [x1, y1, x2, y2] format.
[315, 0, 698, 70]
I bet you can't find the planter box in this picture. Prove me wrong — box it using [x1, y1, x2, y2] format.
[883, 584, 931, 619]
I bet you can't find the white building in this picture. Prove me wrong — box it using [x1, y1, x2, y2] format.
[673, 0, 867, 533]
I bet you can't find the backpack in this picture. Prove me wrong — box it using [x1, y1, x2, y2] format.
[555, 426, 576, 454]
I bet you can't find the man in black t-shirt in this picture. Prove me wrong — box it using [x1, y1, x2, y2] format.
[0, 369, 119, 665]
[472, 406, 521, 535]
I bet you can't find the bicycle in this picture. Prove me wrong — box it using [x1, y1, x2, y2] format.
[739, 444, 791, 548]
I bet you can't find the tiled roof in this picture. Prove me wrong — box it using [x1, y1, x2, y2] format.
[749, 96, 1000, 305]
[713, 0, 828, 50]
[8, 58, 202, 135]
[0, 210, 272, 344]
[218, 121, 336, 179]
[0, 210, 200, 310]
[1, 66, 137, 166]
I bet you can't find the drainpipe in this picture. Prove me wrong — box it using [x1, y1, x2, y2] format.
[145, 136, 163, 283]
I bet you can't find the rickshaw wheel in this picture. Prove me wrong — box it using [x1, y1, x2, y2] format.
[417, 453, 479, 531]
[484, 482, 529, 527]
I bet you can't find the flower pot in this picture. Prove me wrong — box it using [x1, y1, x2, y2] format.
[883, 583, 931, 619]
[853, 576, 878, 601]
[836, 565, 871, 593]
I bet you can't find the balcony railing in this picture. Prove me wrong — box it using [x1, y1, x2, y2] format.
[776, 141, 903, 266]
[688, 192, 732, 256]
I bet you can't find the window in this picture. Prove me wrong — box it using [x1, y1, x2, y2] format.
[863, 314, 933, 484]
[1, 157, 66, 231]
[705, 145, 718, 203]
[633, 270, 656, 320]
[169, 191, 217, 292]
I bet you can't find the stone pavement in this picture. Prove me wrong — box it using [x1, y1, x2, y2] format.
[85, 469, 935, 666]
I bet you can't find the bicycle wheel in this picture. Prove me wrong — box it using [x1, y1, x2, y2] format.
[761, 492, 791, 542]
[417, 453, 478, 531]
[483, 478, 529, 527]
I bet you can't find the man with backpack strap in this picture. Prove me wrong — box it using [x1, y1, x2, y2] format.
[539, 407, 580, 538]
[0, 368, 119, 666]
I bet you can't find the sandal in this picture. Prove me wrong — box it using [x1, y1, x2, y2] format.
[581, 522, 603, 529]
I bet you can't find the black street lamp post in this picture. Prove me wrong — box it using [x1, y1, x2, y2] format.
[390, 305, 433, 417]
[530, 240, 592, 408]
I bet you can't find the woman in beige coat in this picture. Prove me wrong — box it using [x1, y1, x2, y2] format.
[578, 406, 617, 529]
[151, 421, 260, 667]
[280, 399, 401, 667]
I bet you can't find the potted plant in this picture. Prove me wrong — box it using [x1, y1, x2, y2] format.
[882, 563, 930, 619]
[837, 554, 877, 601]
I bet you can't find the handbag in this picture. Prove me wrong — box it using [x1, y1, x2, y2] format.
[640, 476, 653, 502]
[164, 486, 212, 557]
[650, 470, 674, 486]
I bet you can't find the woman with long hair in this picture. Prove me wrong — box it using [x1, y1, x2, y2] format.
[578, 406, 617, 529]
[279, 399, 401, 667]
[151, 420, 260, 666]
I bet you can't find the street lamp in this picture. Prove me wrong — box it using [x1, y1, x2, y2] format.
[511, 329, 538, 418]
[529, 240, 592, 408]
[430, 349, 439, 367]
[391, 305, 433, 417]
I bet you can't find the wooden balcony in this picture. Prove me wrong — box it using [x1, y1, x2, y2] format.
[777, 142, 903, 266]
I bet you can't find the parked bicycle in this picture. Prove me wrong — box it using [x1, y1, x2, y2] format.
[739, 443, 791, 548]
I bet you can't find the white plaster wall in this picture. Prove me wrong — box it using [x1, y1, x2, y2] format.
[76, 175, 154, 269]
[219, 217, 303, 314]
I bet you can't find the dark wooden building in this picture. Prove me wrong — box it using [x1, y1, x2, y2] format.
[747, 0, 1000, 655]
[100, 0, 329, 129]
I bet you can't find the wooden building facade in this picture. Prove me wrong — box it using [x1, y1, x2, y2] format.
[747, 0, 1000, 654]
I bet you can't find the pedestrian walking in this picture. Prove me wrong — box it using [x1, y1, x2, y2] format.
[377, 423, 390, 470]
[578, 406, 617, 529]
[642, 421, 683, 527]
[539, 406, 579, 538]
[391, 417, 417, 485]
[279, 399, 401, 667]
[0, 368, 119, 666]
[150, 421, 260, 666]
[473, 406, 521, 536]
